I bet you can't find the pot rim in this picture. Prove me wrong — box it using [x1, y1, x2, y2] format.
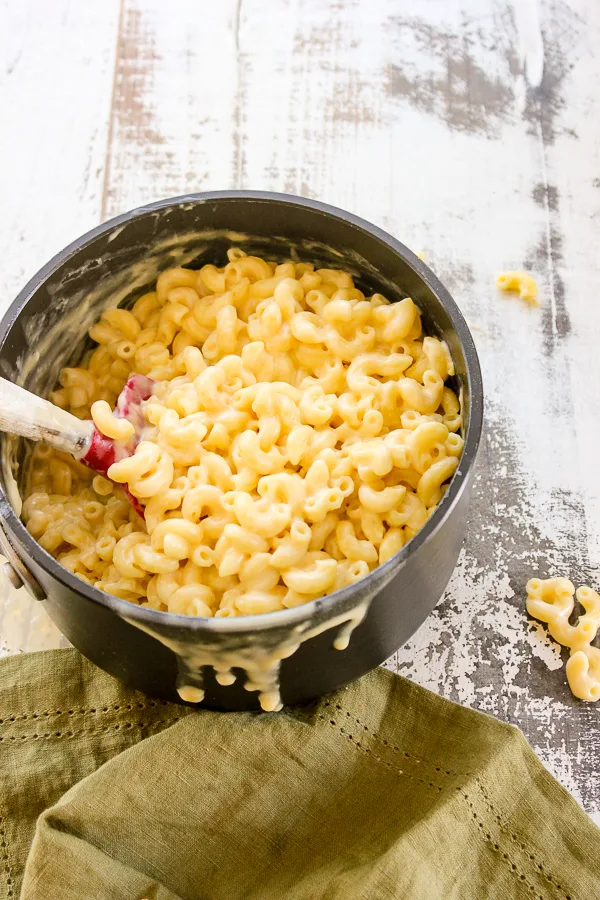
[0, 190, 484, 636]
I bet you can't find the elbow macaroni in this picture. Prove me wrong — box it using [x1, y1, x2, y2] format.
[526, 577, 600, 702]
[22, 250, 463, 618]
[496, 271, 539, 306]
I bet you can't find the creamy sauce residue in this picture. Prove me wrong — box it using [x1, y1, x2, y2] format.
[2, 228, 233, 500]
[3, 465, 21, 516]
[126, 599, 370, 712]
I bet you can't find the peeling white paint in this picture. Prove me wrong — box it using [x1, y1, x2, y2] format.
[525, 621, 564, 671]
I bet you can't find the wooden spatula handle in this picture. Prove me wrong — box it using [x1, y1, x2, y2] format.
[0, 377, 94, 457]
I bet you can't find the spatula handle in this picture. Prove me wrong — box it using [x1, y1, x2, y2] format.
[0, 377, 94, 457]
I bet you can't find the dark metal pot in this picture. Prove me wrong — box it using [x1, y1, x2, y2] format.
[0, 191, 483, 710]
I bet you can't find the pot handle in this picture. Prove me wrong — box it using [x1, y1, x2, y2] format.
[0, 517, 46, 601]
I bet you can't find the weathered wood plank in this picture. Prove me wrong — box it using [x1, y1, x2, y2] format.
[0, 0, 121, 302]
[387, 0, 600, 816]
[0, 0, 121, 653]
[102, 0, 240, 218]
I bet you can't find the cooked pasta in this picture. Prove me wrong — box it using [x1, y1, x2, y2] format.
[526, 577, 600, 702]
[22, 251, 463, 617]
[495, 271, 539, 306]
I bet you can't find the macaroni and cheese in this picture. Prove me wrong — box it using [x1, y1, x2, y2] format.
[526, 577, 600, 701]
[22, 250, 463, 618]
[496, 271, 539, 306]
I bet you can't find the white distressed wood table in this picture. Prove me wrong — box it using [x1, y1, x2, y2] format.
[1, 0, 598, 821]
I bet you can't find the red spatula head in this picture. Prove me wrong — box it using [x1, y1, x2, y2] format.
[81, 374, 154, 517]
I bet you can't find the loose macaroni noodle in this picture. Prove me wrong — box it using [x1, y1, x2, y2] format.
[526, 577, 600, 701]
[495, 271, 539, 306]
[22, 251, 463, 618]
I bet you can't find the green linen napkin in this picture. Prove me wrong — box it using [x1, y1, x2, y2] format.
[1, 650, 598, 899]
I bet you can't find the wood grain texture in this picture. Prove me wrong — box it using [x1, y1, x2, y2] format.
[102, 0, 240, 216]
[387, 0, 600, 819]
[1, 0, 599, 819]
[0, 0, 121, 300]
